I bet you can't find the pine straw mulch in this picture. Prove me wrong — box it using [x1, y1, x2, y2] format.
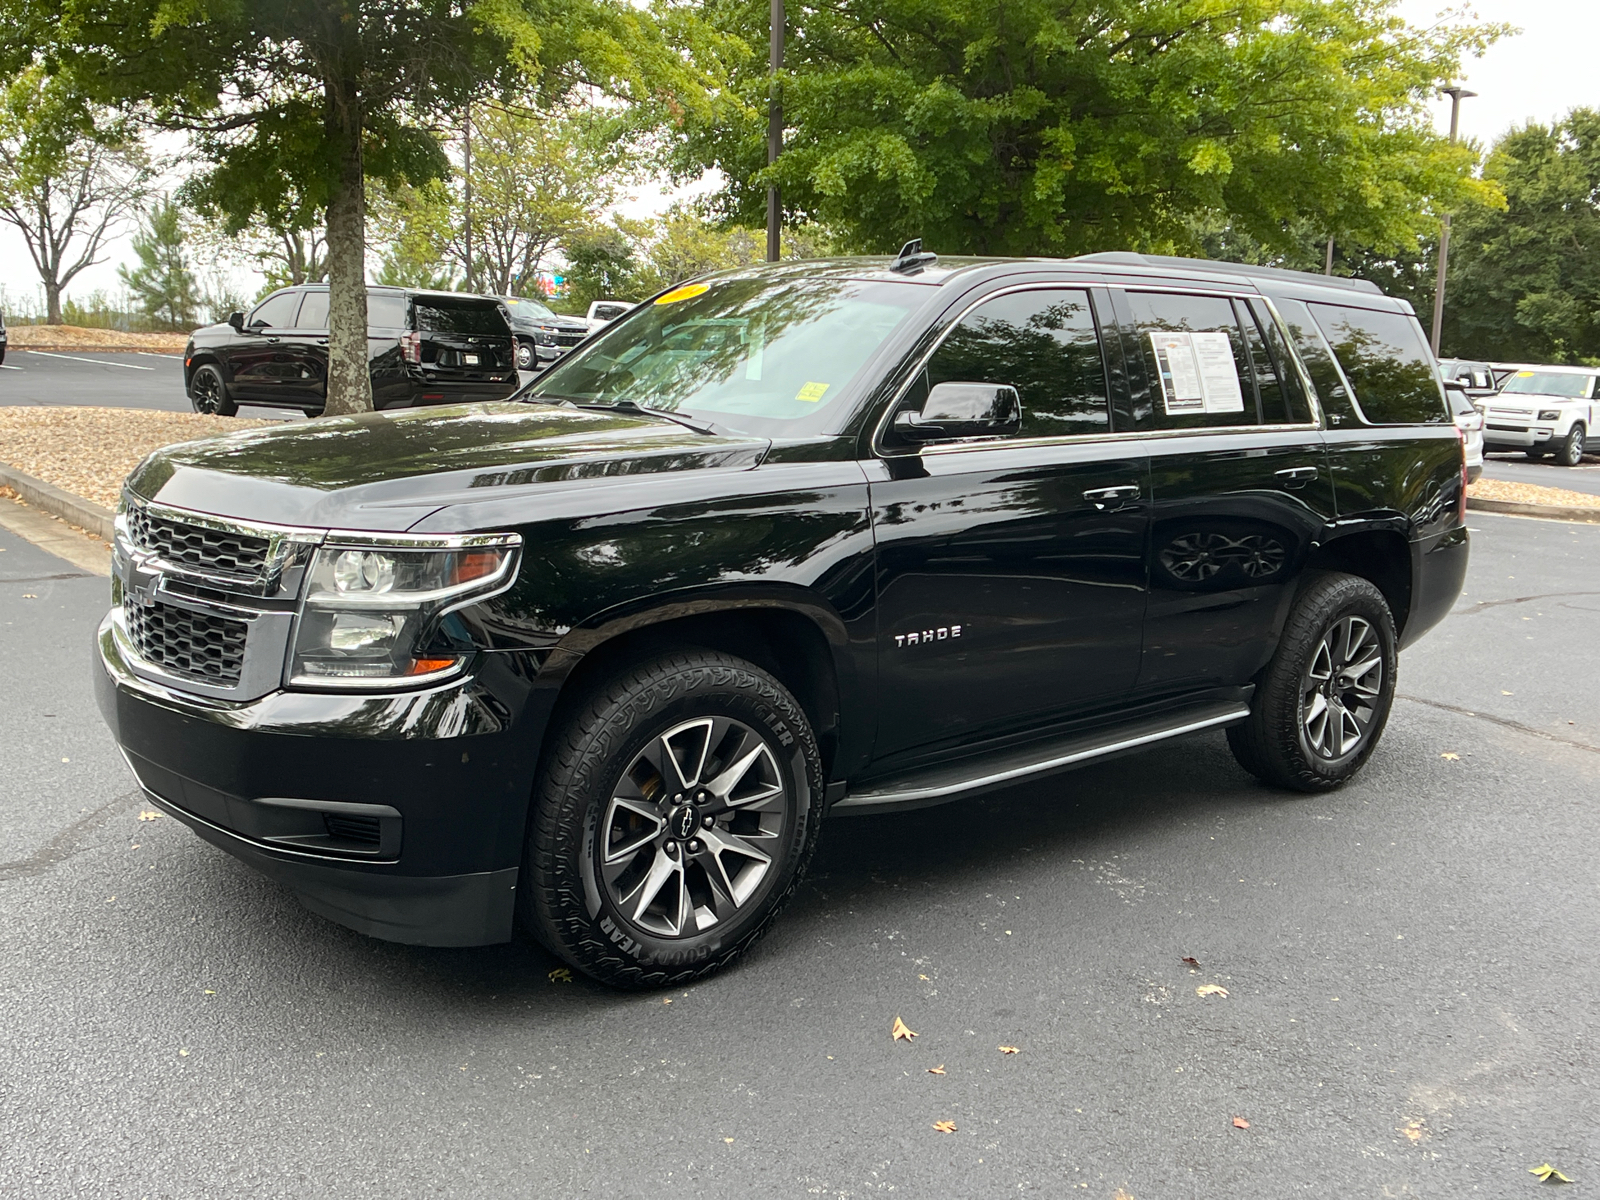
[0, 407, 267, 510]
[6, 324, 190, 353]
[1468, 476, 1600, 510]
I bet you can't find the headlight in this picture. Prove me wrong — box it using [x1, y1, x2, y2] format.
[289, 536, 520, 687]
[1539, 409, 1561, 421]
[535, 327, 557, 347]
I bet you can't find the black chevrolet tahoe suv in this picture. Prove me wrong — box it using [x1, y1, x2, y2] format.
[183, 284, 518, 416]
[99, 252, 1469, 989]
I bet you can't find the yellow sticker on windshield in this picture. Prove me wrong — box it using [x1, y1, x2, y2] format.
[1517, 371, 1533, 376]
[655, 283, 709, 305]
[796, 381, 830, 403]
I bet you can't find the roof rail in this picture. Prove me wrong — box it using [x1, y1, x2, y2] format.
[1071, 252, 1384, 295]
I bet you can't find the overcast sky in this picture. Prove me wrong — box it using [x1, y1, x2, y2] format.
[2, 0, 1596, 318]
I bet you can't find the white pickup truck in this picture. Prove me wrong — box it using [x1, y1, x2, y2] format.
[1480, 365, 1600, 466]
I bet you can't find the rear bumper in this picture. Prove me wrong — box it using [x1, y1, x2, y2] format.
[1401, 525, 1469, 649]
[94, 613, 546, 946]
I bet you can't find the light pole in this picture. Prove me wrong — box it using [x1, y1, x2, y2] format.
[1430, 85, 1476, 356]
[766, 0, 783, 262]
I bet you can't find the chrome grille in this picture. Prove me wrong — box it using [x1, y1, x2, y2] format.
[127, 505, 270, 578]
[124, 600, 248, 686]
[555, 330, 585, 346]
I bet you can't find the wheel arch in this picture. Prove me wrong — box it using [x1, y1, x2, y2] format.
[537, 595, 853, 786]
[1304, 526, 1413, 637]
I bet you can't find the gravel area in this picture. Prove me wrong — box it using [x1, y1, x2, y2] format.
[5, 324, 190, 352]
[0, 407, 265, 509]
[1467, 476, 1600, 509]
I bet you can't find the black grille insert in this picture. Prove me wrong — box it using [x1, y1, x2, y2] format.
[128, 506, 270, 577]
[125, 600, 248, 686]
[324, 814, 383, 846]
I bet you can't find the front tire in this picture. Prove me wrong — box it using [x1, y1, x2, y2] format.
[188, 363, 237, 416]
[1227, 572, 1397, 792]
[516, 338, 535, 370]
[1556, 423, 1586, 466]
[521, 650, 823, 989]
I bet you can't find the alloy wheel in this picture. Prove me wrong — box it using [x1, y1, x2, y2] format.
[191, 370, 222, 414]
[598, 716, 789, 938]
[1300, 615, 1384, 759]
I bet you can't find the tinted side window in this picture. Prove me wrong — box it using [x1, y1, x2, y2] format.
[1274, 298, 1359, 426]
[925, 288, 1110, 438]
[1309, 303, 1448, 424]
[368, 295, 408, 329]
[413, 299, 511, 335]
[1240, 300, 1311, 424]
[248, 291, 302, 329]
[293, 290, 329, 329]
[1124, 291, 1256, 429]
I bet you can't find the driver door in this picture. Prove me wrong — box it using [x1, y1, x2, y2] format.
[866, 286, 1150, 764]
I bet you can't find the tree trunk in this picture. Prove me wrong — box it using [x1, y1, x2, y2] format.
[45, 280, 62, 325]
[322, 73, 372, 416]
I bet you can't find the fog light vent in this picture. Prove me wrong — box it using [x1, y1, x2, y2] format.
[324, 813, 383, 846]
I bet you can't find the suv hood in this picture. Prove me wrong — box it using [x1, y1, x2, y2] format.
[126, 404, 770, 532]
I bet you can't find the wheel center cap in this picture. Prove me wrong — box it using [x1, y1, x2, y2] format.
[668, 804, 699, 840]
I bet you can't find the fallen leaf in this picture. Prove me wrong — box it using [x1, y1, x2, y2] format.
[1181, 956, 1201, 970]
[137, 810, 163, 821]
[663, 998, 672, 1004]
[927, 1065, 946, 1075]
[932, 1120, 957, 1133]
[203, 990, 216, 995]
[723, 1138, 734, 1144]
[891, 1016, 917, 1042]
[1232, 1116, 1250, 1129]
[1502, 690, 1514, 695]
[21, 594, 36, 599]
[1196, 984, 1229, 998]
[60, 757, 69, 763]
[1440, 752, 1460, 761]
[918, 974, 930, 981]
[547, 967, 572, 984]
[998, 1045, 1020, 1055]
[178, 1048, 189, 1057]
[1530, 1163, 1575, 1183]
[1400, 1121, 1424, 1142]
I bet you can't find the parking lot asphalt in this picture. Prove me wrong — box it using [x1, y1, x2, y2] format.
[1, 510, 1596, 1197]
[0, 349, 307, 421]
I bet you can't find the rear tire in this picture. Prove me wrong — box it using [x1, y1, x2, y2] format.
[1227, 572, 1397, 792]
[1556, 423, 1586, 466]
[520, 650, 824, 989]
[188, 363, 237, 416]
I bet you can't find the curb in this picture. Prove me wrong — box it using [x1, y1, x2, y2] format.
[1467, 496, 1600, 524]
[0, 464, 116, 541]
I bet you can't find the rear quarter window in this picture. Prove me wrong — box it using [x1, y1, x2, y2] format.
[1309, 303, 1448, 425]
[412, 299, 509, 335]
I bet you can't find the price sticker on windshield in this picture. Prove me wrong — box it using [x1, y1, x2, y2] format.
[655, 283, 709, 305]
[796, 382, 830, 403]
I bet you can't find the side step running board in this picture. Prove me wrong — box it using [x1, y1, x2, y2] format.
[832, 701, 1250, 816]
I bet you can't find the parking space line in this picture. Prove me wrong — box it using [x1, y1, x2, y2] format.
[0, 364, 21, 371]
[21, 350, 154, 371]
[135, 351, 184, 360]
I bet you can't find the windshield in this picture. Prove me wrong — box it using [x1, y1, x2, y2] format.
[1501, 371, 1594, 398]
[526, 274, 925, 436]
[503, 296, 555, 319]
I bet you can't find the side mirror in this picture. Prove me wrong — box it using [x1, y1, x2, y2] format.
[227, 311, 245, 332]
[894, 382, 1022, 442]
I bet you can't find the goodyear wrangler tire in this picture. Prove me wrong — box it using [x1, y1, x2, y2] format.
[520, 650, 823, 989]
[1227, 572, 1397, 792]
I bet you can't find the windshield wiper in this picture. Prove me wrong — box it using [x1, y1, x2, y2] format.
[572, 400, 724, 436]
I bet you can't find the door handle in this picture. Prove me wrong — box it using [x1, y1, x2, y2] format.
[266, 336, 280, 344]
[1274, 466, 1319, 489]
[316, 338, 329, 345]
[1084, 484, 1142, 511]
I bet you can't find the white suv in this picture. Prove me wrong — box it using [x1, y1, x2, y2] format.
[1481, 365, 1599, 466]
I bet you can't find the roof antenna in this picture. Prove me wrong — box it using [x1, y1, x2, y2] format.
[889, 239, 938, 274]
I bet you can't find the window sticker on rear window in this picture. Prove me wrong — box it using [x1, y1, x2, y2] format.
[1148, 332, 1244, 415]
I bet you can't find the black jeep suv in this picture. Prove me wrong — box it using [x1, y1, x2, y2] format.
[98, 253, 1468, 988]
[183, 284, 518, 416]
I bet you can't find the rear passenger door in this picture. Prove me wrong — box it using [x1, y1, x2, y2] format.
[1108, 288, 1336, 694]
[868, 286, 1150, 762]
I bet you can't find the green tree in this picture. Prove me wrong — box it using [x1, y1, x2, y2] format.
[0, 67, 152, 324]
[671, 0, 1505, 261]
[1444, 110, 1600, 363]
[43, 0, 724, 412]
[118, 197, 200, 328]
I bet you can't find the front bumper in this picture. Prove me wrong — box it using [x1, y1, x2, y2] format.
[1483, 425, 1558, 449]
[95, 613, 543, 946]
